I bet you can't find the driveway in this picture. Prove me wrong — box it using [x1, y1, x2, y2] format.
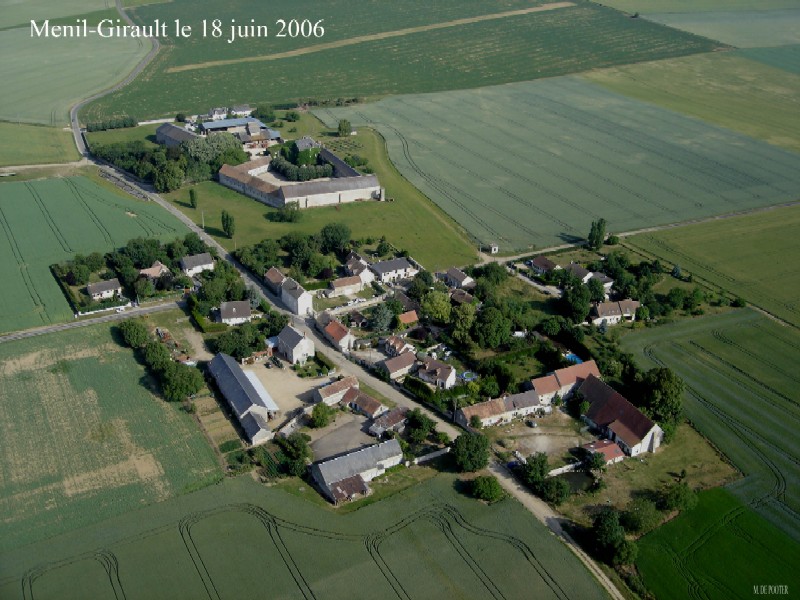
[309, 412, 374, 461]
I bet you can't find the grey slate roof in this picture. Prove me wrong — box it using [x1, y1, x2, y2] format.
[294, 136, 320, 151]
[156, 123, 197, 145]
[279, 175, 379, 199]
[201, 117, 266, 131]
[319, 148, 360, 177]
[208, 353, 267, 418]
[87, 278, 121, 295]
[311, 439, 402, 488]
[281, 277, 307, 299]
[371, 257, 414, 276]
[239, 412, 265, 442]
[277, 325, 305, 350]
[220, 300, 251, 321]
[180, 252, 213, 271]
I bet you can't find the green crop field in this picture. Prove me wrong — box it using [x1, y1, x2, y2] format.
[0, 0, 113, 29]
[593, 0, 800, 14]
[637, 488, 800, 600]
[622, 310, 800, 543]
[627, 205, 800, 326]
[83, 0, 719, 121]
[317, 78, 800, 252]
[0, 176, 187, 334]
[0, 324, 221, 554]
[167, 127, 477, 270]
[0, 474, 607, 600]
[644, 9, 800, 48]
[85, 122, 161, 149]
[584, 53, 800, 152]
[0, 24, 147, 125]
[740, 44, 800, 75]
[0, 122, 80, 166]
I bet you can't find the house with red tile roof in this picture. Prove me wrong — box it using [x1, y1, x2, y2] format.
[343, 387, 387, 419]
[323, 319, 356, 352]
[581, 439, 625, 465]
[314, 375, 359, 406]
[456, 390, 546, 429]
[530, 360, 601, 403]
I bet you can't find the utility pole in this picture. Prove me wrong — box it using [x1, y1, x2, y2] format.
[201, 210, 205, 229]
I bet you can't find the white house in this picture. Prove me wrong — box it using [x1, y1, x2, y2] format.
[281, 278, 313, 316]
[231, 104, 254, 117]
[370, 258, 418, 283]
[443, 267, 474, 289]
[180, 253, 214, 277]
[314, 375, 359, 406]
[264, 266, 286, 295]
[322, 319, 356, 353]
[382, 352, 416, 380]
[310, 439, 403, 503]
[327, 276, 364, 298]
[219, 301, 253, 326]
[277, 325, 315, 365]
[417, 357, 456, 390]
[529, 256, 560, 275]
[457, 390, 546, 428]
[384, 335, 414, 357]
[530, 360, 601, 402]
[591, 299, 640, 326]
[86, 279, 122, 301]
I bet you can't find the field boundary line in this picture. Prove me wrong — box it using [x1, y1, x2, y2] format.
[166, 2, 576, 73]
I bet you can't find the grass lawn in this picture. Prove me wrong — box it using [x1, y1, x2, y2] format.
[0, 473, 608, 600]
[584, 53, 800, 152]
[85, 122, 162, 150]
[166, 126, 477, 271]
[0, 122, 79, 166]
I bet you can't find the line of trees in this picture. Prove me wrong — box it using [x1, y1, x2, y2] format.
[86, 116, 136, 132]
[270, 153, 333, 181]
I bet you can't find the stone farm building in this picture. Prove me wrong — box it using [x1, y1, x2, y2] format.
[219, 145, 381, 210]
[155, 123, 198, 147]
[280, 277, 313, 316]
[327, 275, 364, 298]
[199, 117, 281, 143]
[369, 407, 409, 438]
[529, 360, 601, 404]
[343, 387, 387, 419]
[456, 390, 546, 429]
[208, 353, 278, 445]
[417, 357, 456, 390]
[581, 439, 625, 466]
[314, 375, 359, 406]
[381, 351, 416, 380]
[310, 439, 403, 504]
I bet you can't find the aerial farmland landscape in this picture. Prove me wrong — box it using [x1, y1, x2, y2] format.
[0, 0, 798, 598]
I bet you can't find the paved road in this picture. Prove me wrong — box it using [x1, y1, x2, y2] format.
[0, 300, 179, 345]
[489, 462, 625, 600]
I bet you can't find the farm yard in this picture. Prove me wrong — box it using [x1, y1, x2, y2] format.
[0, 176, 187, 334]
[0, 475, 608, 600]
[622, 309, 800, 543]
[82, 0, 719, 121]
[627, 205, 800, 327]
[317, 77, 800, 251]
[584, 53, 800, 152]
[0, 324, 221, 554]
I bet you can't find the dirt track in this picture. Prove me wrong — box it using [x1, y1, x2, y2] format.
[167, 3, 576, 73]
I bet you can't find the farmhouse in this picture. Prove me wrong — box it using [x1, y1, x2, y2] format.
[530, 360, 601, 402]
[370, 258, 418, 283]
[200, 117, 280, 143]
[443, 267, 474, 289]
[314, 375, 359, 406]
[327, 275, 364, 298]
[565, 262, 592, 284]
[591, 299, 640, 326]
[310, 439, 403, 504]
[277, 325, 314, 365]
[86, 278, 122, 301]
[280, 278, 313, 316]
[530, 256, 560, 275]
[219, 301, 252, 326]
[590, 272, 614, 296]
[417, 357, 456, 390]
[579, 374, 663, 456]
[322, 319, 356, 353]
[231, 104, 253, 117]
[180, 253, 214, 277]
[264, 266, 286, 295]
[456, 390, 545, 428]
[369, 407, 409, 438]
[138, 260, 170, 280]
[343, 387, 387, 419]
[581, 439, 625, 466]
[155, 123, 197, 147]
[384, 335, 414, 357]
[208, 353, 278, 444]
[381, 351, 416, 380]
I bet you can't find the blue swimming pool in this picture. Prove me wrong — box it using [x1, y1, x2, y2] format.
[565, 353, 583, 364]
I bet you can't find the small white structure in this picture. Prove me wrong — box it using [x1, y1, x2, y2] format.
[86, 279, 122, 301]
[281, 277, 313, 316]
[370, 258, 418, 283]
[277, 325, 315, 365]
[180, 253, 214, 277]
[456, 390, 546, 428]
[219, 301, 253, 326]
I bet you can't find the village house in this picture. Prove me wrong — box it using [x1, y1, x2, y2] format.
[579, 374, 663, 456]
[565, 262, 593, 284]
[155, 123, 197, 147]
[369, 407, 409, 438]
[219, 300, 252, 326]
[327, 275, 364, 298]
[310, 439, 404, 504]
[529, 256, 560, 276]
[450, 289, 474, 306]
[581, 439, 625, 466]
[381, 351, 416, 380]
[345, 252, 375, 284]
[209, 107, 228, 120]
[264, 266, 286, 295]
[397, 310, 419, 328]
[343, 387, 387, 419]
[456, 390, 545, 429]
[370, 258, 418, 283]
[417, 357, 456, 390]
[180, 253, 214, 277]
[314, 375, 359, 406]
[348, 311, 368, 329]
[393, 291, 419, 313]
[591, 299, 641, 326]
[590, 272, 614, 297]
[529, 360, 602, 403]
[231, 104, 254, 117]
[86, 279, 123, 301]
[442, 267, 474, 290]
[322, 319, 356, 353]
[280, 277, 313, 316]
[208, 353, 278, 445]
[384, 335, 414, 357]
[276, 325, 315, 365]
[138, 260, 170, 281]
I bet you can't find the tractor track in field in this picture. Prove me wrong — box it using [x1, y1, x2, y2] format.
[24, 183, 73, 253]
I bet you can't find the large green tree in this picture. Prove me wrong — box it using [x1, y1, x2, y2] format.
[421, 290, 452, 324]
[640, 367, 684, 440]
[452, 433, 489, 472]
[118, 319, 149, 348]
[587, 218, 607, 251]
[472, 307, 511, 349]
[221, 210, 235, 239]
[161, 363, 204, 402]
[319, 222, 351, 256]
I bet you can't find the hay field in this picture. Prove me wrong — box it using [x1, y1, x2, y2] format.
[317, 78, 800, 251]
[83, 0, 719, 121]
[627, 205, 800, 327]
[0, 324, 220, 553]
[0, 176, 187, 334]
[0, 122, 80, 166]
[0, 475, 607, 600]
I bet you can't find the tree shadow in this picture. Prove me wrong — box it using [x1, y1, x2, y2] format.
[558, 232, 585, 244]
[452, 477, 473, 498]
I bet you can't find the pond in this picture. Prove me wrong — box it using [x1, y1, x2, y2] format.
[558, 471, 593, 493]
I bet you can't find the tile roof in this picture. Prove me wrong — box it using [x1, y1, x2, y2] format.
[446, 267, 470, 284]
[87, 278, 121, 295]
[371, 407, 408, 431]
[580, 375, 655, 446]
[531, 256, 558, 271]
[208, 354, 272, 418]
[180, 253, 213, 271]
[531, 374, 561, 395]
[398, 310, 418, 325]
[344, 388, 384, 416]
[220, 300, 251, 321]
[461, 390, 541, 422]
[139, 260, 170, 279]
[450, 289, 474, 305]
[385, 335, 412, 355]
[264, 266, 286, 285]
[331, 275, 362, 289]
[281, 278, 308, 299]
[156, 123, 197, 144]
[329, 474, 369, 502]
[554, 360, 601, 389]
[581, 439, 624, 462]
[324, 320, 351, 344]
[419, 357, 454, 384]
[565, 262, 591, 280]
[318, 375, 359, 399]
[277, 325, 305, 349]
[383, 351, 416, 374]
